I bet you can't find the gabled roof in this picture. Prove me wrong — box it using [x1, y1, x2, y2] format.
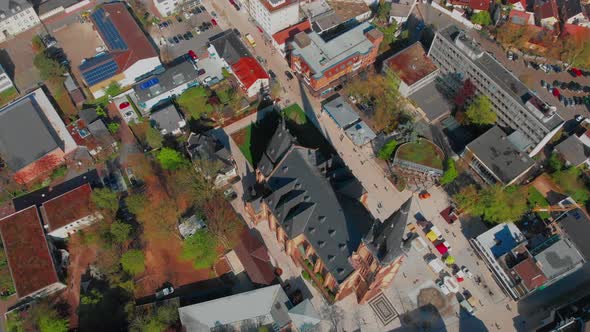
[0, 206, 59, 298]
[512, 257, 547, 291]
[555, 134, 590, 166]
[210, 29, 252, 66]
[273, 20, 312, 45]
[231, 57, 269, 90]
[363, 197, 413, 265]
[0, 0, 32, 20]
[40, 183, 95, 232]
[535, 0, 559, 19]
[233, 229, 276, 285]
[259, 118, 295, 176]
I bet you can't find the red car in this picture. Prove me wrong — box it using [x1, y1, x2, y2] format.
[188, 50, 198, 60]
[119, 101, 130, 109]
[257, 25, 263, 33]
[211, 18, 217, 26]
[552, 88, 560, 97]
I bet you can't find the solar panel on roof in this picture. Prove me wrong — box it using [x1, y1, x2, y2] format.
[92, 8, 128, 51]
[82, 59, 119, 86]
[139, 78, 159, 90]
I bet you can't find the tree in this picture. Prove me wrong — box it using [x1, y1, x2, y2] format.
[454, 184, 528, 223]
[107, 122, 120, 134]
[33, 52, 65, 80]
[181, 230, 218, 269]
[157, 148, 188, 170]
[440, 158, 458, 185]
[105, 81, 121, 97]
[203, 195, 243, 248]
[454, 79, 476, 109]
[466, 95, 496, 125]
[548, 152, 564, 172]
[125, 193, 147, 216]
[110, 222, 132, 244]
[177, 86, 214, 119]
[80, 289, 103, 305]
[29, 302, 68, 332]
[377, 21, 398, 50]
[377, 1, 392, 22]
[146, 125, 163, 149]
[130, 302, 179, 332]
[91, 188, 119, 213]
[120, 249, 145, 275]
[378, 139, 398, 160]
[471, 11, 492, 26]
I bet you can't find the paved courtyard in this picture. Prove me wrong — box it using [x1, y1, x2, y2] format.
[0, 26, 44, 93]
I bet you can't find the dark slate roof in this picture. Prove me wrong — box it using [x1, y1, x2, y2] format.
[0, 94, 63, 171]
[555, 135, 590, 166]
[149, 104, 184, 134]
[558, 0, 582, 20]
[466, 126, 535, 184]
[363, 197, 413, 265]
[209, 30, 252, 66]
[263, 146, 374, 283]
[87, 119, 115, 147]
[79, 108, 99, 125]
[557, 207, 590, 260]
[259, 118, 295, 177]
[133, 59, 199, 104]
[186, 132, 233, 173]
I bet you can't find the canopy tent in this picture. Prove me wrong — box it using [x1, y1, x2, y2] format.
[426, 231, 439, 242]
[436, 243, 449, 255]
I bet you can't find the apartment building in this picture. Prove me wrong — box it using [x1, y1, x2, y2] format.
[0, 0, 41, 43]
[428, 26, 564, 156]
[153, 0, 184, 17]
[0, 64, 15, 94]
[289, 22, 383, 96]
[248, 0, 301, 36]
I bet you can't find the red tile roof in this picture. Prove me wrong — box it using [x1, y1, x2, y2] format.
[233, 229, 275, 285]
[40, 183, 95, 232]
[513, 257, 547, 291]
[231, 57, 269, 89]
[93, 3, 158, 73]
[272, 20, 312, 45]
[535, 0, 559, 19]
[469, 0, 491, 11]
[0, 206, 60, 298]
[385, 42, 438, 86]
[13, 149, 65, 185]
[563, 23, 590, 36]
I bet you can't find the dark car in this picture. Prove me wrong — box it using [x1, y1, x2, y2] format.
[268, 70, 276, 80]
[173, 36, 179, 43]
[177, 34, 184, 40]
[285, 71, 294, 80]
[183, 32, 190, 40]
[176, 16, 183, 22]
[200, 5, 206, 11]
[186, 31, 194, 38]
[168, 37, 175, 44]
[197, 68, 206, 75]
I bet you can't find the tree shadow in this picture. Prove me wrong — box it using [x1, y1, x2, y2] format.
[0, 49, 16, 83]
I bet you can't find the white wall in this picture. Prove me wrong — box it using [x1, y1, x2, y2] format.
[250, 0, 300, 35]
[122, 57, 162, 87]
[245, 78, 269, 97]
[0, 72, 15, 93]
[0, 7, 41, 43]
[48, 213, 102, 239]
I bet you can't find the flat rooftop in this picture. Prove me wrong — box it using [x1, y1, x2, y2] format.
[385, 42, 438, 86]
[438, 26, 563, 132]
[408, 80, 451, 123]
[0, 206, 59, 298]
[557, 207, 590, 260]
[466, 126, 535, 184]
[323, 95, 359, 128]
[534, 238, 585, 280]
[134, 60, 199, 104]
[475, 223, 525, 259]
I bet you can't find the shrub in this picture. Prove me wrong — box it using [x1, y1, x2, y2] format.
[378, 139, 398, 160]
[301, 270, 311, 281]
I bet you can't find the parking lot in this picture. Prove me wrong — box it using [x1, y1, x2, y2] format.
[52, 21, 105, 86]
[149, 6, 223, 62]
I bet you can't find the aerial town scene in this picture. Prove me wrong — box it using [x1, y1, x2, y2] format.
[0, 0, 590, 331]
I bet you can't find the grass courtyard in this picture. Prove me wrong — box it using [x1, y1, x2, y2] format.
[395, 140, 444, 170]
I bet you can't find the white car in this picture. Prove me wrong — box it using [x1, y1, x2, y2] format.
[155, 286, 174, 299]
[436, 280, 450, 295]
[575, 115, 584, 122]
[461, 266, 474, 279]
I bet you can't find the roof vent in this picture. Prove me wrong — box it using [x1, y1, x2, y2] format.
[319, 216, 326, 223]
[328, 229, 336, 236]
[282, 165, 289, 173]
[337, 268, 345, 274]
[304, 195, 310, 202]
[338, 243, 346, 251]
[318, 240, 326, 247]
[294, 182, 301, 189]
[328, 255, 335, 261]
[308, 226, 316, 233]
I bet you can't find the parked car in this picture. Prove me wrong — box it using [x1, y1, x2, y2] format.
[285, 71, 294, 80]
[155, 286, 174, 299]
[173, 36, 179, 43]
[119, 101, 130, 109]
[575, 115, 584, 122]
[461, 266, 474, 279]
[177, 34, 184, 40]
[268, 70, 276, 80]
[186, 31, 194, 39]
[188, 50, 198, 60]
[211, 11, 217, 17]
[436, 280, 450, 295]
[167, 37, 175, 44]
[211, 18, 218, 26]
[197, 68, 206, 76]
[540, 80, 546, 88]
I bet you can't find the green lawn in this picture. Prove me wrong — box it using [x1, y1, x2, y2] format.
[177, 86, 213, 119]
[395, 140, 444, 170]
[282, 104, 306, 125]
[234, 125, 254, 166]
[527, 186, 550, 219]
[0, 87, 18, 107]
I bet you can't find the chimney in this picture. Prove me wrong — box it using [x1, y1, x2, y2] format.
[294, 32, 311, 48]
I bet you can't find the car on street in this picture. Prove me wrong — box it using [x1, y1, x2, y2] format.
[187, 31, 194, 39]
[173, 36, 179, 43]
[285, 71, 294, 80]
[507, 51, 515, 61]
[436, 280, 450, 295]
[461, 266, 474, 279]
[155, 286, 174, 299]
[575, 115, 584, 122]
[268, 70, 276, 80]
[177, 34, 184, 40]
[167, 37, 175, 44]
[183, 32, 190, 40]
[211, 18, 218, 26]
[197, 68, 206, 76]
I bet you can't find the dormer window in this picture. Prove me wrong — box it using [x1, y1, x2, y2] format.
[308, 226, 316, 233]
[338, 243, 346, 251]
[318, 216, 326, 223]
[328, 229, 336, 236]
[328, 255, 335, 261]
[318, 240, 325, 248]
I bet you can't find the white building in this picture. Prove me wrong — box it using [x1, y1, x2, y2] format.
[0, 0, 41, 43]
[248, 0, 301, 36]
[153, 0, 184, 17]
[0, 64, 15, 93]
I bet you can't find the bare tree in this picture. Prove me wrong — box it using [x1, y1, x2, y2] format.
[320, 304, 344, 332]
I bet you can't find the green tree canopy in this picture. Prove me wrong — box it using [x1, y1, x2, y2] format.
[125, 193, 147, 216]
[105, 81, 122, 96]
[378, 139, 398, 160]
[471, 11, 492, 26]
[30, 302, 68, 332]
[110, 222, 132, 244]
[454, 184, 528, 223]
[146, 125, 163, 149]
[377, 1, 392, 22]
[33, 53, 65, 80]
[107, 122, 120, 134]
[440, 158, 458, 185]
[157, 148, 188, 170]
[120, 249, 145, 276]
[181, 230, 218, 270]
[548, 152, 565, 172]
[177, 86, 214, 119]
[466, 95, 496, 125]
[91, 188, 119, 213]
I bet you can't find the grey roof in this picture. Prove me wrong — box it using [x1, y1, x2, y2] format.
[79, 108, 99, 125]
[438, 26, 563, 132]
[323, 95, 360, 128]
[38, 0, 80, 15]
[0, 0, 32, 20]
[363, 197, 413, 265]
[263, 144, 374, 283]
[150, 104, 184, 134]
[259, 118, 296, 177]
[555, 135, 590, 166]
[390, 0, 413, 17]
[313, 11, 343, 32]
[209, 29, 252, 66]
[288, 299, 321, 330]
[534, 238, 585, 280]
[466, 126, 535, 184]
[134, 60, 199, 104]
[408, 80, 452, 123]
[63, 74, 78, 93]
[87, 119, 115, 147]
[557, 207, 590, 260]
[290, 22, 379, 80]
[0, 94, 63, 171]
[345, 121, 376, 146]
[186, 132, 233, 173]
[178, 285, 292, 331]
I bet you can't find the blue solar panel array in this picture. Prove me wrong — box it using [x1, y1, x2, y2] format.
[81, 54, 119, 86]
[139, 78, 159, 90]
[92, 8, 128, 51]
